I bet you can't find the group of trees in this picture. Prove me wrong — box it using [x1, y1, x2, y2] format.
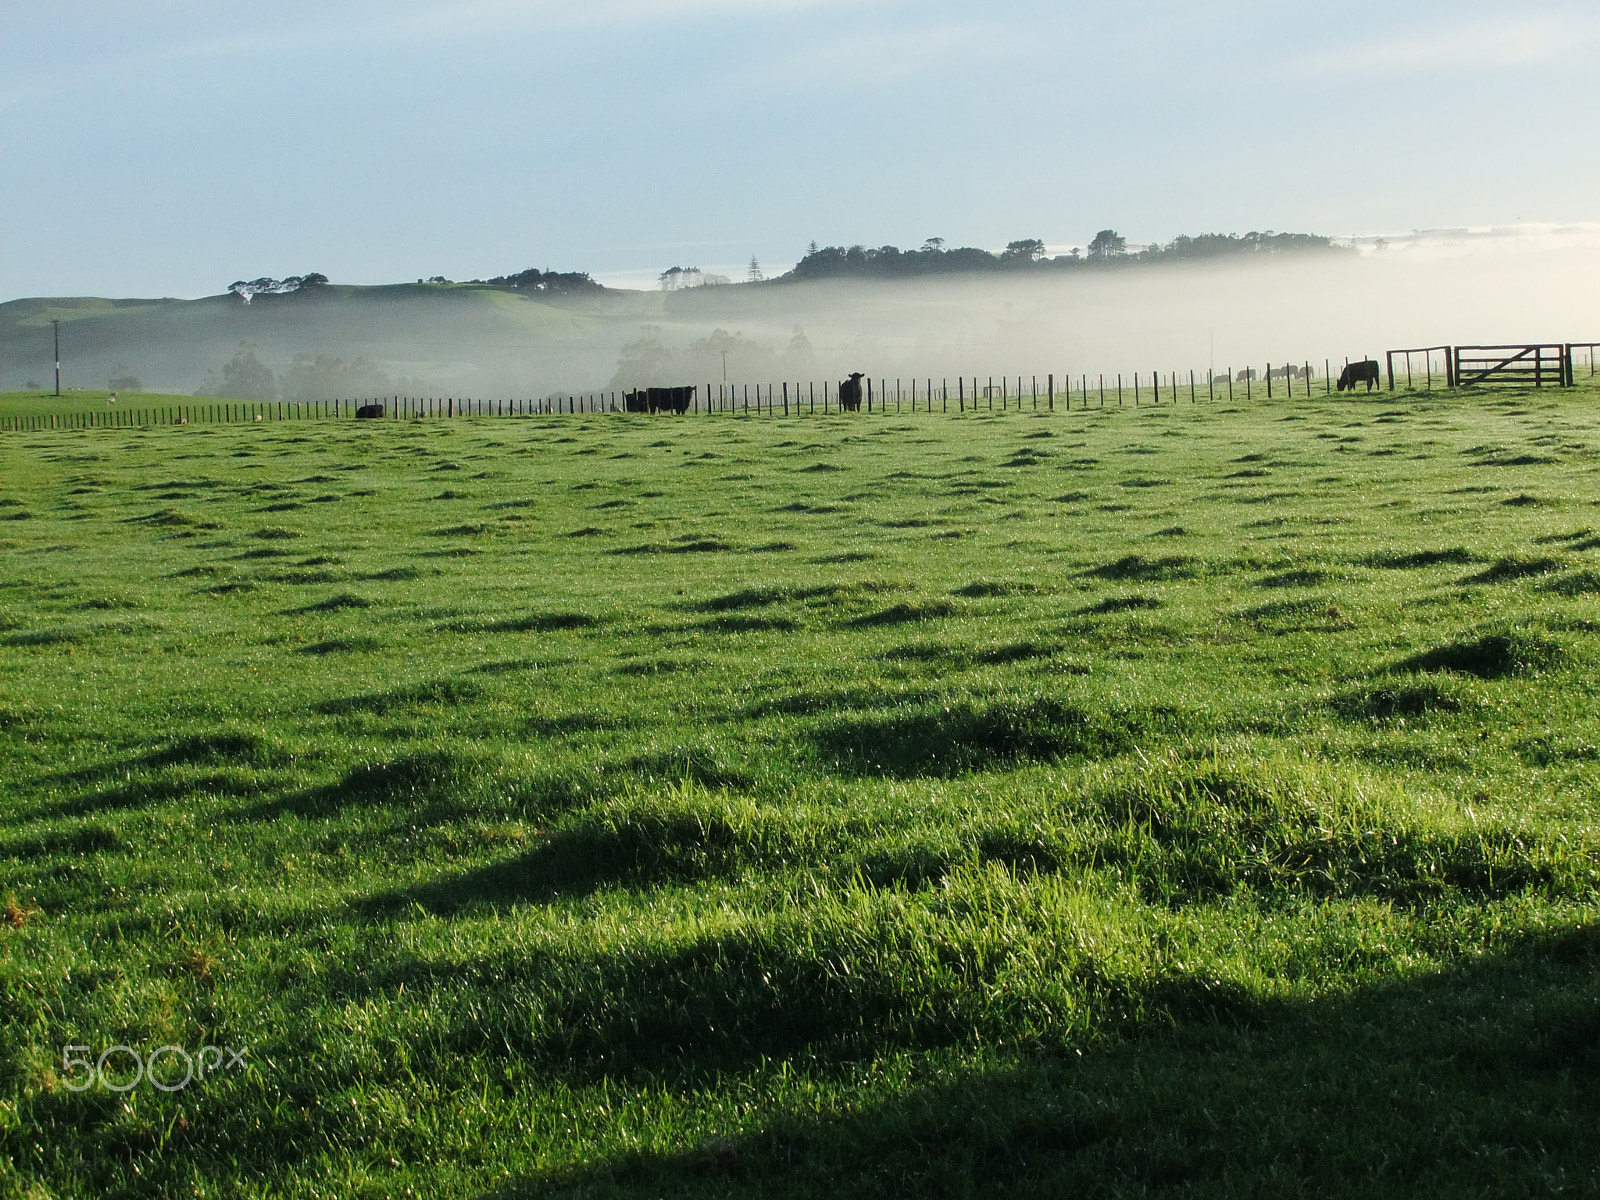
[195, 344, 394, 403]
[106, 364, 143, 392]
[783, 229, 1342, 282]
[658, 266, 732, 291]
[483, 267, 603, 294]
[227, 273, 329, 303]
[608, 325, 816, 391]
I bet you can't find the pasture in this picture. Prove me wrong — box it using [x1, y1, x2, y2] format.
[4, 382, 1600, 1198]
[0, 391, 206, 422]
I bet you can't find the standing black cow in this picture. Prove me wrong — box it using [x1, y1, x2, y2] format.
[355, 403, 386, 418]
[1337, 360, 1381, 392]
[838, 373, 864, 412]
[623, 390, 649, 413]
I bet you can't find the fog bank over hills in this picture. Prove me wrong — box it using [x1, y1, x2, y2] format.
[4, 225, 1596, 400]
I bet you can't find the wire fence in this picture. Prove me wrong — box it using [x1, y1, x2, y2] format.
[4, 349, 1595, 434]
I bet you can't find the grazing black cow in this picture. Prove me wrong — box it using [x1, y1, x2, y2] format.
[355, 403, 386, 418]
[1337, 360, 1381, 392]
[646, 385, 695, 414]
[838, 372, 864, 412]
[623, 390, 649, 413]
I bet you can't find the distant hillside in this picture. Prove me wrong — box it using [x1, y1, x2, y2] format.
[0, 282, 657, 399]
[0, 233, 1369, 399]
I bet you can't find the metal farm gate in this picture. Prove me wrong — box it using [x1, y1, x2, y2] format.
[1453, 344, 1574, 388]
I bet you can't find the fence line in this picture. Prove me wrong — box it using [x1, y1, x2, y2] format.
[2, 353, 1593, 434]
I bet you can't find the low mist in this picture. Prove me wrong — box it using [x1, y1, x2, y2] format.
[625, 226, 1600, 392]
[6, 225, 1598, 400]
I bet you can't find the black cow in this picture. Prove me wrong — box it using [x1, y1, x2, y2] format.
[1337, 360, 1381, 392]
[355, 403, 386, 418]
[647, 385, 695, 414]
[838, 372, 864, 412]
[623, 390, 649, 413]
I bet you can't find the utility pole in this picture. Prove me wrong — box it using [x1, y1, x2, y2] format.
[721, 350, 728, 383]
[52, 320, 60, 396]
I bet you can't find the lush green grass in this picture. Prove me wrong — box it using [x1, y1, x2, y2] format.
[4, 382, 1600, 1198]
[0, 390, 211, 421]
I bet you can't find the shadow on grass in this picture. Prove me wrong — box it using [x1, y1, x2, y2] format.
[283, 591, 373, 614]
[503, 925, 1600, 1199]
[238, 749, 596, 823]
[1075, 595, 1161, 616]
[435, 612, 600, 634]
[1394, 629, 1566, 680]
[845, 600, 959, 628]
[1329, 680, 1467, 722]
[809, 697, 1141, 777]
[37, 730, 296, 816]
[315, 678, 481, 715]
[1082, 555, 1199, 583]
[363, 804, 780, 916]
[1363, 547, 1481, 569]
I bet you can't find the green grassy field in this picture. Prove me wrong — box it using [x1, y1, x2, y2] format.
[4, 382, 1600, 1198]
[0, 391, 212, 422]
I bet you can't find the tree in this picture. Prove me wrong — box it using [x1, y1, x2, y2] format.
[281, 354, 391, 403]
[107, 364, 143, 392]
[608, 326, 674, 388]
[1087, 230, 1127, 261]
[1003, 238, 1046, 262]
[747, 256, 765, 283]
[197, 343, 278, 401]
[784, 325, 815, 371]
[921, 237, 945, 252]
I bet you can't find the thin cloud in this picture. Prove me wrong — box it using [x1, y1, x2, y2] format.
[3, 0, 907, 97]
[389, 0, 906, 35]
[1288, 14, 1600, 76]
[730, 17, 1012, 90]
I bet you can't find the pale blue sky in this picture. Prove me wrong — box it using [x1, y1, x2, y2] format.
[3, 0, 1597, 299]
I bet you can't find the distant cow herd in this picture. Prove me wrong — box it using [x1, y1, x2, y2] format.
[350, 362, 1385, 423]
[623, 386, 696, 414]
[622, 376, 870, 414]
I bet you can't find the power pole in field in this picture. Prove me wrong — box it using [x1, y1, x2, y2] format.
[52, 320, 60, 396]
